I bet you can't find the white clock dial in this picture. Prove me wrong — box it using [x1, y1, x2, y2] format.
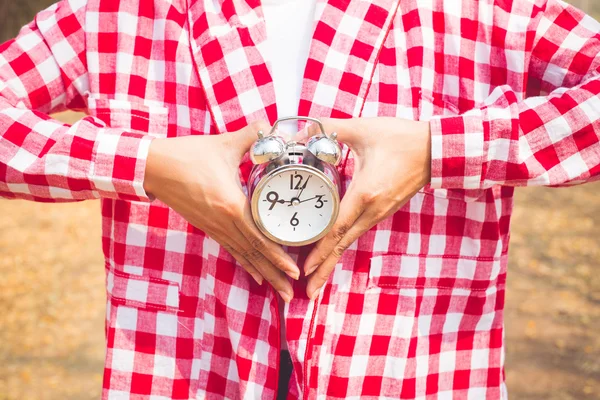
[254, 167, 337, 245]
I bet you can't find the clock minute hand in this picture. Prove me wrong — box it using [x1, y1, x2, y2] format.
[297, 195, 322, 204]
[296, 175, 312, 199]
[287, 195, 318, 207]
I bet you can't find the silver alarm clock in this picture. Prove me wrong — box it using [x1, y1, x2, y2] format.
[248, 117, 342, 246]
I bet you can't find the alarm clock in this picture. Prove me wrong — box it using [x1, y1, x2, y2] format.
[248, 117, 342, 246]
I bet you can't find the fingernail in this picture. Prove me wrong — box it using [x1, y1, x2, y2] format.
[310, 287, 321, 301]
[252, 274, 263, 285]
[287, 269, 300, 280]
[279, 291, 293, 303]
[305, 264, 318, 276]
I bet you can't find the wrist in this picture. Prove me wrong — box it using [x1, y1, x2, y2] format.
[143, 138, 166, 198]
[422, 121, 432, 186]
[408, 119, 432, 188]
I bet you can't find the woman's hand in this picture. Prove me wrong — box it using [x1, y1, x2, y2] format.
[299, 117, 432, 300]
[143, 121, 299, 303]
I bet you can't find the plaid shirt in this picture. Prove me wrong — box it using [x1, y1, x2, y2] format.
[1, 0, 599, 398]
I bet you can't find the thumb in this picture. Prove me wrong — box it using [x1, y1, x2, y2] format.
[225, 120, 273, 159]
[293, 117, 359, 146]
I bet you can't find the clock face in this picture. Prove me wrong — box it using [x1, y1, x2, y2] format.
[253, 166, 338, 246]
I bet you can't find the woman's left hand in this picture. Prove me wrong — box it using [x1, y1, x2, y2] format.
[296, 117, 432, 300]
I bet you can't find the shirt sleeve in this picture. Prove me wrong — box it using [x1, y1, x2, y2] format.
[429, 0, 600, 190]
[0, 0, 153, 202]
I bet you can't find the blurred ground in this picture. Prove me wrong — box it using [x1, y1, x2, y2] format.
[1, 0, 600, 399]
[506, 185, 600, 400]
[0, 116, 598, 399]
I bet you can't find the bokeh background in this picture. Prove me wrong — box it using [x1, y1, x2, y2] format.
[0, 1, 599, 399]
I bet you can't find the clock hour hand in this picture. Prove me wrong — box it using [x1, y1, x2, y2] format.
[264, 191, 293, 210]
[266, 198, 292, 211]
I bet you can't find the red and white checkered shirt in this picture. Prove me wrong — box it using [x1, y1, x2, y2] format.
[1, 0, 599, 398]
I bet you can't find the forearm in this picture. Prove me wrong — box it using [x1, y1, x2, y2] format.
[0, 98, 154, 201]
[430, 0, 600, 190]
[0, 0, 154, 202]
[430, 77, 600, 190]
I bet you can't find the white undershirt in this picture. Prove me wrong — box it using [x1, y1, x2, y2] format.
[262, 0, 317, 136]
[262, 0, 317, 351]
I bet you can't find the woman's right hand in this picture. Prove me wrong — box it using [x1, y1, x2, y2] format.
[143, 121, 298, 302]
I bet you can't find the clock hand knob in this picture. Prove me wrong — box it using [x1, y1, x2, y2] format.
[287, 197, 302, 207]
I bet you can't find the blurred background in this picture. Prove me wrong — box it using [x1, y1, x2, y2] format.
[0, 1, 599, 399]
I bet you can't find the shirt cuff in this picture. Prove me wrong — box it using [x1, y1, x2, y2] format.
[429, 108, 486, 190]
[89, 125, 155, 201]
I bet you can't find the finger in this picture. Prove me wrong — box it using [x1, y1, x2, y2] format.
[294, 117, 360, 145]
[234, 203, 301, 280]
[227, 224, 295, 303]
[209, 232, 264, 285]
[304, 182, 365, 275]
[305, 210, 373, 300]
[223, 244, 264, 286]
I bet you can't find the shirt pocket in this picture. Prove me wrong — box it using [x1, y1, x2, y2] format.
[107, 268, 181, 313]
[417, 92, 486, 203]
[367, 253, 502, 292]
[87, 96, 169, 139]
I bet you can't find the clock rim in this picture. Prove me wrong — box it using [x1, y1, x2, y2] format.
[251, 164, 340, 247]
